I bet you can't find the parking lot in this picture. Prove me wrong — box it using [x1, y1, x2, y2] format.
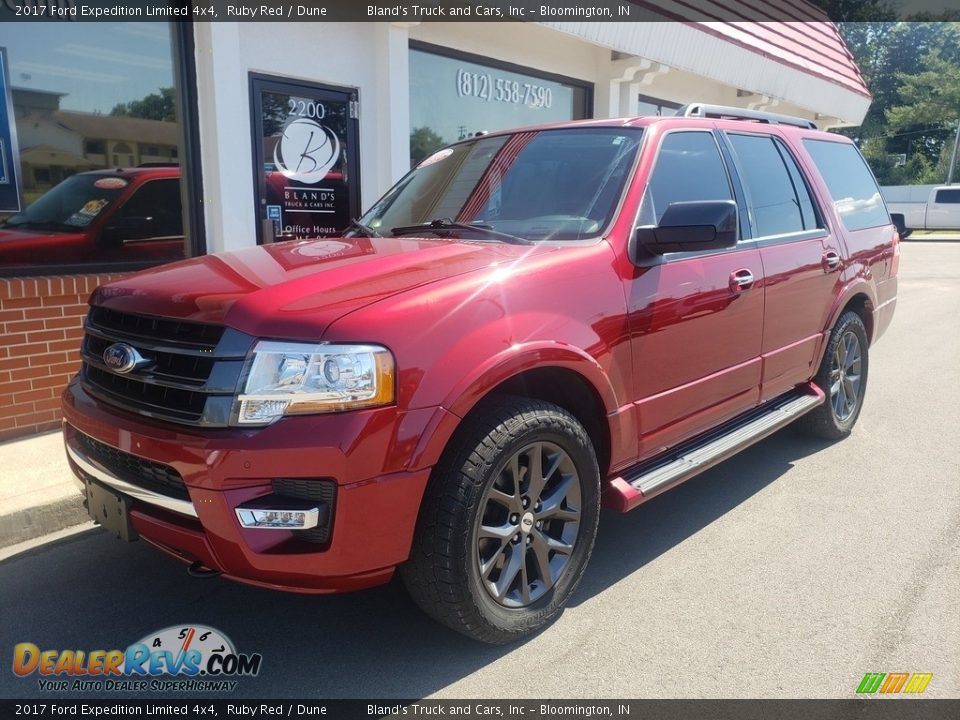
[1, 241, 957, 700]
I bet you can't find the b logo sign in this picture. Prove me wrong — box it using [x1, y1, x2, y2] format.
[273, 118, 340, 185]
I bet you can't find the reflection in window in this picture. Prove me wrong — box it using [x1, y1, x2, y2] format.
[409, 47, 590, 167]
[1, 23, 185, 269]
[804, 140, 889, 232]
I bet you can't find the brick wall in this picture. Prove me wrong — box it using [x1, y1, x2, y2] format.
[0, 274, 129, 442]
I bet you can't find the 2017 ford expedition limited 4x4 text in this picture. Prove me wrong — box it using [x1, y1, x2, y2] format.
[63, 105, 899, 643]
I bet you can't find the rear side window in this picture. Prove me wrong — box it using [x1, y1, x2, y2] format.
[728, 134, 820, 237]
[935, 188, 960, 203]
[644, 131, 733, 224]
[803, 139, 889, 231]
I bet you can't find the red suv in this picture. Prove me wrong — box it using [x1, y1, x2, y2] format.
[0, 166, 184, 267]
[62, 105, 899, 643]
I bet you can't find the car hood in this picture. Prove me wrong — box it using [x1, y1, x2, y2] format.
[91, 236, 544, 339]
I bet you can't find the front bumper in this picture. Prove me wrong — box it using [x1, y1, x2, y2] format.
[62, 378, 444, 593]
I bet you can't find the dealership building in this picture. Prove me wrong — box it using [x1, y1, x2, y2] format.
[0, 7, 870, 440]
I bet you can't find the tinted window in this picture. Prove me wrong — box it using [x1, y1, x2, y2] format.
[935, 188, 960, 203]
[729, 134, 820, 237]
[119, 179, 182, 238]
[803, 140, 888, 231]
[644, 132, 732, 224]
[778, 142, 819, 231]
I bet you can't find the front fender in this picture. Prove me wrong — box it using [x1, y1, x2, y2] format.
[407, 343, 628, 474]
[443, 341, 621, 418]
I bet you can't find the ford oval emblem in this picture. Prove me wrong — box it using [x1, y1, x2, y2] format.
[102, 343, 147, 374]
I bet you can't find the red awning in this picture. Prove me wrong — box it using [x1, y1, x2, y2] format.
[632, 1, 871, 99]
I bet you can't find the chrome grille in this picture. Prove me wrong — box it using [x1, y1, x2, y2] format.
[77, 431, 188, 501]
[80, 308, 253, 427]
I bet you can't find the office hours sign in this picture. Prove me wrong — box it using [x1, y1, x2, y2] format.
[250, 75, 360, 243]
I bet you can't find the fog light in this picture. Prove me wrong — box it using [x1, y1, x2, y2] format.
[235, 506, 320, 530]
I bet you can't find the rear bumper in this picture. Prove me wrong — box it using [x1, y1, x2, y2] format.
[62, 378, 442, 593]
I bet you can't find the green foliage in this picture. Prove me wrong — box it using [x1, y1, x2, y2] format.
[110, 87, 176, 122]
[836, 22, 960, 185]
[409, 126, 445, 166]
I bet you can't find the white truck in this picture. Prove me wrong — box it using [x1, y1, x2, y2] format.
[881, 184, 960, 237]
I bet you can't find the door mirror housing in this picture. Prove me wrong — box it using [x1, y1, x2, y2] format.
[634, 200, 738, 257]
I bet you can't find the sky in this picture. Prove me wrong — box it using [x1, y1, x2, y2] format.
[1, 23, 174, 115]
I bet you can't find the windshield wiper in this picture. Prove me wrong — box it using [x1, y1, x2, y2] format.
[344, 218, 382, 238]
[391, 218, 531, 245]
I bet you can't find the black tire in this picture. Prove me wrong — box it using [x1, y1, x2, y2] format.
[401, 396, 601, 644]
[795, 311, 869, 440]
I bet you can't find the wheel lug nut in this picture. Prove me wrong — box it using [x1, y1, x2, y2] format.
[522, 497, 529, 508]
[512, 535, 521, 544]
[510, 514, 519, 524]
[536, 521, 542, 529]
[526, 536, 532, 545]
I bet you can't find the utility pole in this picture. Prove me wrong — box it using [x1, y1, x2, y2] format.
[948, 119, 960, 185]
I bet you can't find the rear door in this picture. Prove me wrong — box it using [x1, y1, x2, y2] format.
[721, 131, 841, 402]
[626, 129, 764, 458]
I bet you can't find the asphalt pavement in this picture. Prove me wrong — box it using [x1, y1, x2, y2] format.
[1, 241, 957, 700]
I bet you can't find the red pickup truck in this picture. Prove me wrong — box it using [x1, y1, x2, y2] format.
[62, 105, 899, 643]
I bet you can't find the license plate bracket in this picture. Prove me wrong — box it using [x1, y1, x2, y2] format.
[85, 480, 138, 542]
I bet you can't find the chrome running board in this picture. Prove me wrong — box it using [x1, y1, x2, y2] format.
[604, 384, 824, 512]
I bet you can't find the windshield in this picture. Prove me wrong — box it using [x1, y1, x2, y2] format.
[2, 174, 127, 232]
[361, 127, 643, 242]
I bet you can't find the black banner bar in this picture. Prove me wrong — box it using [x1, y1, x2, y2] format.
[1, 0, 958, 23]
[1, 700, 959, 720]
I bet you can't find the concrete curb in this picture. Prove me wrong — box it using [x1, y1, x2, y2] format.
[0, 493, 89, 549]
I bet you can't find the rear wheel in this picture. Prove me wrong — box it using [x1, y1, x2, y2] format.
[795, 311, 869, 440]
[401, 397, 600, 644]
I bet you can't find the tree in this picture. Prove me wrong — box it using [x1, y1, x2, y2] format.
[409, 126, 444, 166]
[834, 22, 960, 184]
[110, 87, 176, 122]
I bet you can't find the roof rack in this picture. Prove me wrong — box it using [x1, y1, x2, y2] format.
[677, 103, 817, 130]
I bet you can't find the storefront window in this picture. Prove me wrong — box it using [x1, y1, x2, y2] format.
[0, 24, 187, 272]
[636, 93, 681, 117]
[409, 44, 591, 166]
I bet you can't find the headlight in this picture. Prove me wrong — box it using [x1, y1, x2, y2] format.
[235, 341, 395, 425]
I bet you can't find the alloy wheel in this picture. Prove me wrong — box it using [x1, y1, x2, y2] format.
[474, 441, 582, 608]
[830, 330, 863, 421]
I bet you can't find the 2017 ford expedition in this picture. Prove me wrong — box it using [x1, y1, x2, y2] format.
[62, 105, 899, 643]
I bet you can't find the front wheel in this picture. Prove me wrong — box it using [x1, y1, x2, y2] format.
[795, 311, 869, 440]
[401, 397, 601, 644]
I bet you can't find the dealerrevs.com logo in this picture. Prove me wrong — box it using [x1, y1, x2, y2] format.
[856, 672, 933, 695]
[12, 625, 262, 693]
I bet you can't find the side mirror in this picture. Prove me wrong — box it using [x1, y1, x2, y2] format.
[634, 200, 738, 257]
[101, 216, 157, 245]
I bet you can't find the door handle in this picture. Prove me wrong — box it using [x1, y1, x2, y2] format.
[729, 268, 754, 292]
[822, 251, 841, 272]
